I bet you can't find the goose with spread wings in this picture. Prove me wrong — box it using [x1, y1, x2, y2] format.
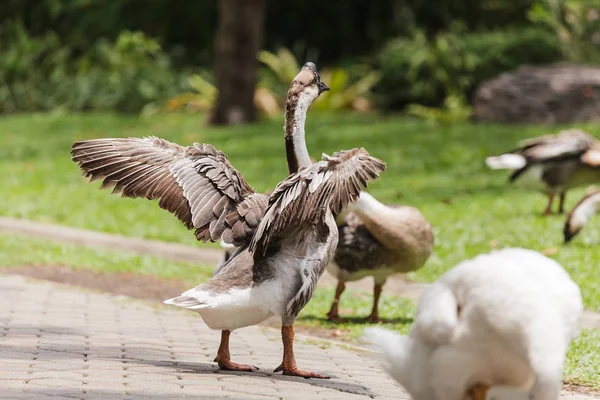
[71, 63, 386, 379]
[486, 129, 600, 215]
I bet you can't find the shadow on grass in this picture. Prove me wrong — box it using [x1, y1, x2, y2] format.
[298, 315, 414, 326]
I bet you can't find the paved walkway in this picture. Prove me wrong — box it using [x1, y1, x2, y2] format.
[0, 274, 409, 400]
[1, 275, 597, 400]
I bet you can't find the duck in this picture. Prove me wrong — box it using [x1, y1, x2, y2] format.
[71, 62, 386, 379]
[325, 194, 434, 322]
[485, 129, 600, 215]
[365, 248, 582, 400]
[563, 187, 600, 243]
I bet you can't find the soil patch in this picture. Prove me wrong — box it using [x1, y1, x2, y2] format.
[2, 265, 187, 302]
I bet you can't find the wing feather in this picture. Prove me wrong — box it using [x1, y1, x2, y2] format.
[513, 129, 597, 162]
[249, 148, 386, 256]
[71, 136, 268, 243]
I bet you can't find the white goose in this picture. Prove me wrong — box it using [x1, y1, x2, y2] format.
[366, 248, 582, 400]
[71, 63, 386, 378]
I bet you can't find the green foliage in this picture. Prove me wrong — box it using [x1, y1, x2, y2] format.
[529, 0, 600, 63]
[0, 24, 189, 114]
[377, 26, 564, 111]
[164, 48, 380, 116]
[257, 48, 380, 112]
[406, 95, 472, 126]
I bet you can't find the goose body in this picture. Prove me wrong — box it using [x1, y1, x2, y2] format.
[486, 129, 600, 214]
[71, 63, 386, 378]
[170, 219, 337, 331]
[326, 192, 434, 322]
[366, 248, 582, 400]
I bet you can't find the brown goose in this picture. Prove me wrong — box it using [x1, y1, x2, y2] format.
[326, 195, 434, 322]
[563, 187, 600, 243]
[71, 63, 386, 379]
[486, 129, 600, 215]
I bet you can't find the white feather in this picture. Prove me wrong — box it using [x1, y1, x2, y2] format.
[485, 154, 527, 170]
[364, 248, 583, 400]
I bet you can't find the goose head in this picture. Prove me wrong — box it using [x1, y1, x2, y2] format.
[287, 62, 330, 105]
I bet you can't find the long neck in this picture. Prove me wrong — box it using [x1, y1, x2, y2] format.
[572, 192, 600, 225]
[350, 192, 389, 216]
[284, 94, 313, 174]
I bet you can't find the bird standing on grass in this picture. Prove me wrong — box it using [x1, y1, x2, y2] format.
[325, 194, 433, 322]
[486, 129, 600, 215]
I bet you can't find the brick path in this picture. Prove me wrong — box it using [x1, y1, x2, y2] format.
[0, 274, 410, 400]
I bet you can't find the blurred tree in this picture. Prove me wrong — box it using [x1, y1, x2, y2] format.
[209, 0, 264, 125]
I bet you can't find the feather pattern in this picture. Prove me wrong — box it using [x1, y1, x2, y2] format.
[250, 148, 386, 257]
[71, 137, 268, 244]
[514, 129, 596, 163]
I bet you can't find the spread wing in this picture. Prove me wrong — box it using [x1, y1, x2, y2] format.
[249, 148, 386, 256]
[71, 137, 268, 244]
[516, 129, 596, 162]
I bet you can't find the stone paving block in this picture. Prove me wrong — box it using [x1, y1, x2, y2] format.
[31, 362, 86, 371]
[27, 378, 84, 388]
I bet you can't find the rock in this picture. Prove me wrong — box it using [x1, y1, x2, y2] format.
[473, 64, 600, 124]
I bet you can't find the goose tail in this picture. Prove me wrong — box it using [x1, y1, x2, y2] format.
[364, 327, 407, 361]
[164, 295, 209, 309]
[485, 154, 526, 170]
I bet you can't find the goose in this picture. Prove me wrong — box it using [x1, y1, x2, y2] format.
[563, 187, 600, 243]
[365, 248, 583, 400]
[485, 129, 600, 215]
[325, 195, 434, 322]
[71, 62, 386, 379]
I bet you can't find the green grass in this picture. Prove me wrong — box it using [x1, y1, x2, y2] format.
[1, 112, 600, 309]
[0, 234, 214, 283]
[564, 329, 600, 388]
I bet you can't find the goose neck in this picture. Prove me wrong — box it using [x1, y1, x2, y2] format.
[284, 94, 313, 174]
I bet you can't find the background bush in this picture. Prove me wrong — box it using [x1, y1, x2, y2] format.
[3, 0, 599, 115]
[376, 26, 564, 111]
[0, 23, 190, 113]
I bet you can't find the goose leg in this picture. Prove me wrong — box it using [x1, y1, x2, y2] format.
[326, 281, 346, 322]
[367, 280, 384, 323]
[213, 330, 258, 371]
[558, 191, 566, 214]
[543, 194, 555, 216]
[468, 383, 490, 400]
[273, 325, 330, 379]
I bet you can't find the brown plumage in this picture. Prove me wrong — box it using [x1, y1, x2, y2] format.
[72, 137, 267, 246]
[250, 149, 386, 256]
[563, 187, 600, 243]
[486, 129, 600, 215]
[71, 61, 386, 379]
[326, 194, 434, 322]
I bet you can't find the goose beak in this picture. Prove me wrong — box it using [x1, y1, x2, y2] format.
[318, 81, 330, 94]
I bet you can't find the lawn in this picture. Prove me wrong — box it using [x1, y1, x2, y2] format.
[1, 112, 599, 387]
[2, 112, 600, 306]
